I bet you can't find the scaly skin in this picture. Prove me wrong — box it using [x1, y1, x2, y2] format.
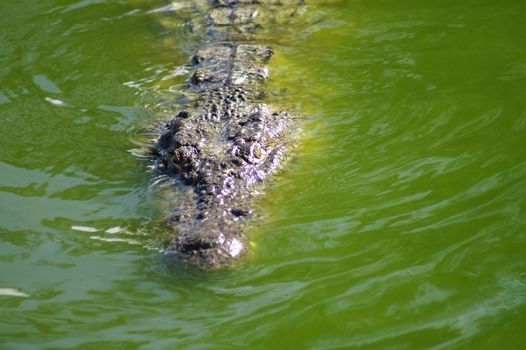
[155, 0, 302, 268]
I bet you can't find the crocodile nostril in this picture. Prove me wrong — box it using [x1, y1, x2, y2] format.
[176, 236, 216, 253]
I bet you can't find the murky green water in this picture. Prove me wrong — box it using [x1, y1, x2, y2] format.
[1, 0, 526, 348]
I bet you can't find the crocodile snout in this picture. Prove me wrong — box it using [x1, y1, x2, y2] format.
[167, 225, 245, 268]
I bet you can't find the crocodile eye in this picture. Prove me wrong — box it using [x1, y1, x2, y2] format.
[231, 145, 240, 157]
[192, 55, 203, 65]
[176, 111, 190, 119]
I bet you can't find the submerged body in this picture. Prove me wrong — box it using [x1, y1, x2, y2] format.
[155, 0, 302, 268]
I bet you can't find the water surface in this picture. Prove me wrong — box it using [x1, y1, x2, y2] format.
[1, 0, 525, 349]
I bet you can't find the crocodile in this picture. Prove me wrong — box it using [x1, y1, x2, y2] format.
[154, 0, 303, 268]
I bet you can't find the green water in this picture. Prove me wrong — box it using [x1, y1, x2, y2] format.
[1, 0, 526, 348]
